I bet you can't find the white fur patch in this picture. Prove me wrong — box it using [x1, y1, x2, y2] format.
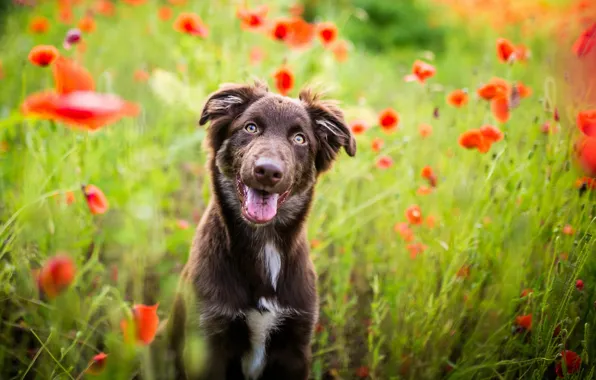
[241, 297, 283, 379]
[316, 118, 348, 139]
[209, 95, 244, 112]
[262, 242, 281, 290]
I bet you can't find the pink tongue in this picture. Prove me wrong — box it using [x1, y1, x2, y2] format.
[244, 187, 279, 223]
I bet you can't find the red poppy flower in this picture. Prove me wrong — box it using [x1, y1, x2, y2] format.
[515, 314, 532, 330]
[447, 89, 468, 108]
[459, 129, 491, 153]
[174, 13, 209, 37]
[576, 176, 596, 190]
[371, 138, 384, 153]
[577, 110, 596, 136]
[78, 16, 96, 33]
[158, 6, 173, 21]
[270, 18, 291, 41]
[516, 44, 531, 62]
[123, 0, 147, 5]
[95, 0, 115, 17]
[419, 123, 432, 138]
[37, 255, 76, 299]
[555, 351, 581, 378]
[65, 191, 76, 205]
[562, 224, 575, 235]
[330, 39, 349, 62]
[516, 82, 532, 98]
[120, 304, 160, 345]
[236, 5, 268, 30]
[576, 279, 584, 291]
[573, 22, 596, 57]
[421, 166, 437, 187]
[249, 46, 265, 66]
[317, 22, 338, 46]
[378, 108, 399, 133]
[86, 352, 108, 375]
[28, 45, 59, 67]
[272, 65, 294, 96]
[176, 219, 190, 230]
[52, 56, 95, 94]
[477, 78, 509, 100]
[284, 17, 315, 49]
[479, 125, 503, 143]
[496, 38, 516, 62]
[520, 288, 533, 297]
[491, 95, 510, 123]
[405, 205, 422, 225]
[404, 60, 436, 83]
[134, 69, 150, 82]
[349, 120, 368, 135]
[417, 185, 433, 195]
[541, 121, 559, 135]
[168, 0, 186, 5]
[355, 366, 369, 378]
[394, 222, 414, 242]
[577, 136, 596, 176]
[83, 184, 109, 214]
[407, 242, 427, 259]
[376, 155, 393, 169]
[30, 16, 50, 34]
[22, 91, 140, 131]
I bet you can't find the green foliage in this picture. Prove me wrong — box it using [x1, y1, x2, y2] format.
[342, 0, 447, 54]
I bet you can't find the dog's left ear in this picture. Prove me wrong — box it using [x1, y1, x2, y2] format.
[199, 80, 268, 151]
[300, 88, 356, 173]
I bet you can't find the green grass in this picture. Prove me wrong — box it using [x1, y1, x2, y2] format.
[1, 1, 595, 379]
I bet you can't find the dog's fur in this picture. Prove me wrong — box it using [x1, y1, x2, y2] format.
[167, 80, 356, 380]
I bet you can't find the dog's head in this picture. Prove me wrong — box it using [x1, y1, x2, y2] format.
[199, 80, 356, 226]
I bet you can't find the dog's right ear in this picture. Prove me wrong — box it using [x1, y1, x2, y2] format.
[199, 80, 268, 150]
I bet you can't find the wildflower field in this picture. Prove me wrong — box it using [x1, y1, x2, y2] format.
[1, 0, 596, 379]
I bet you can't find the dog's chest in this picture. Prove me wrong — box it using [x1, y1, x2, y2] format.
[241, 243, 289, 379]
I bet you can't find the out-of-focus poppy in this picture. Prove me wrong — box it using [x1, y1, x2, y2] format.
[577, 136, 596, 176]
[176, 219, 190, 230]
[95, 0, 115, 17]
[555, 351, 581, 378]
[407, 242, 427, 259]
[404, 60, 436, 83]
[491, 95, 510, 123]
[516, 44, 531, 62]
[520, 288, 533, 297]
[419, 123, 432, 138]
[65, 191, 76, 205]
[272, 65, 294, 96]
[496, 38, 516, 62]
[174, 13, 209, 37]
[78, 16, 96, 33]
[355, 366, 369, 378]
[63, 28, 82, 50]
[405, 205, 422, 225]
[576, 279, 584, 291]
[284, 17, 315, 49]
[371, 138, 384, 153]
[378, 108, 399, 133]
[562, 224, 575, 235]
[30, 16, 50, 34]
[349, 120, 368, 135]
[515, 314, 532, 330]
[459, 129, 491, 153]
[270, 18, 290, 41]
[421, 166, 437, 187]
[578, 110, 596, 136]
[394, 222, 414, 242]
[330, 39, 349, 62]
[123, 0, 147, 5]
[86, 352, 108, 375]
[477, 78, 509, 100]
[417, 185, 433, 195]
[456, 265, 470, 278]
[317, 22, 338, 46]
[120, 304, 160, 345]
[83, 184, 109, 214]
[573, 22, 596, 57]
[237, 5, 268, 31]
[28, 45, 59, 67]
[516, 82, 532, 98]
[376, 155, 393, 169]
[479, 124, 503, 143]
[52, 56, 95, 94]
[37, 255, 76, 299]
[22, 91, 140, 131]
[134, 69, 150, 82]
[447, 89, 468, 108]
[158, 6, 173, 21]
[249, 46, 265, 65]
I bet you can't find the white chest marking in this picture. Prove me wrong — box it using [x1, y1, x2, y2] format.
[262, 242, 281, 290]
[241, 297, 285, 379]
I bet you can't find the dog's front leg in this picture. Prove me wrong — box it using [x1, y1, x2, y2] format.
[259, 345, 310, 380]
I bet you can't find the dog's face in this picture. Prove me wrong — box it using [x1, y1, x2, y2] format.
[199, 81, 356, 226]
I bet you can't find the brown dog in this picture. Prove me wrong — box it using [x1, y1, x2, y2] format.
[167, 80, 356, 380]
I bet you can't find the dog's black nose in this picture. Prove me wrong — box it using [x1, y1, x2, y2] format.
[254, 158, 283, 187]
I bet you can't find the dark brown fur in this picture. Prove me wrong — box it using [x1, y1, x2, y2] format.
[167, 80, 355, 380]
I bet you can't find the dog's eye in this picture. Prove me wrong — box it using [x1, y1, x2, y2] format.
[293, 133, 306, 145]
[244, 123, 258, 134]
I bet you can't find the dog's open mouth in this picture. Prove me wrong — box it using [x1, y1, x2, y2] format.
[236, 176, 290, 224]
